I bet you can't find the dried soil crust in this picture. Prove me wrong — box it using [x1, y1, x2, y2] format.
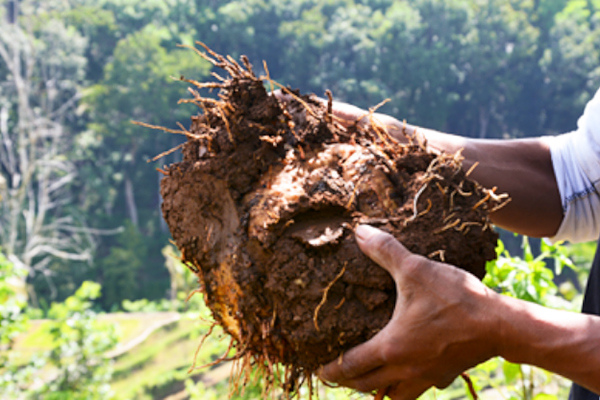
[159, 45, 506, 393]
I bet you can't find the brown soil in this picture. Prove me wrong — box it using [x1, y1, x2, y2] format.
[157, 44, 507, 395]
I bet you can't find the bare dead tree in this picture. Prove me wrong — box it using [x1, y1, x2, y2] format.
[0, 7, 100, 299]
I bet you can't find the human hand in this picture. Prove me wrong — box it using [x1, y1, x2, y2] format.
[319, 225, 501, 399]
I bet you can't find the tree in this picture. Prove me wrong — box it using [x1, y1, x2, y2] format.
[0, 2, 95, 301]
[81, 26, 211, 304]
[540, 0, 600, 132]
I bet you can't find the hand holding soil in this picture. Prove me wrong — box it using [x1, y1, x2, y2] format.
[155, 43, 507, 397]
[320, 224, 500, 399]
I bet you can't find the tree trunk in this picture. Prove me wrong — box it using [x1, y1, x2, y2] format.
[124, 175, 139, 228]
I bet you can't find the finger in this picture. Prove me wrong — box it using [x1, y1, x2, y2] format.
[355, 225, 417, 281]
[319, 332, 387, 383]
[330, 101, 368, 121]
[387, 380, 430, 400]
[336, 365, 404, 393]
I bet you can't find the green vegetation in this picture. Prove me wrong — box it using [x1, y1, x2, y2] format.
[2, 0, 600, 398]
[2, 238, 591, 399]
[2, 0, 599, 307]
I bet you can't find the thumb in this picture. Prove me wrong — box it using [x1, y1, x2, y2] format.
[355, 225, 415, 281]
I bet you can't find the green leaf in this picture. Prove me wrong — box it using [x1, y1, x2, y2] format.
[502, 360, 520, 383]
[533, 394, 558, 400]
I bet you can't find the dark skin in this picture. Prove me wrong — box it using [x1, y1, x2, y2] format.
[327, 100, 564, 237]
[324, 224, 600, 398]
[301, 98, 600, 398]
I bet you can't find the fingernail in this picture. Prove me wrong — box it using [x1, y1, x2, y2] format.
[355, 225, 380, 242]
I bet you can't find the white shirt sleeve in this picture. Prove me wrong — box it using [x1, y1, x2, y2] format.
[548, 88, 600, 243]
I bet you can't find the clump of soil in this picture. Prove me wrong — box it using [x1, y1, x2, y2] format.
[157, 43, 507, 396]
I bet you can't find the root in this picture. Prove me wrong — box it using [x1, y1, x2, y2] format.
[271, 80, 318, 118]
[443, 212, 456, 223]
[262, 60, 275, 94]
[149, 142, 186, 163]
[461, 372, 478, 400]
[185, 287, 203, 303]
[188, 322, 217, 373]
[428, 249, 446, 263]
[347, 176, 365, 209]
[417, 199, 433, 218]
[215, 105, 234, 144]
[326, 89, 334, 125]
[434, 218, 461, 234]
[491, 198, 512, 213]
[436, 182, 446, 195]
[132, 120, 202, 140]
[465, 161, 479, 177]
[471, 187, 495, 211]
[313, 264, 347, 332]
[449, 190, 456, 211]
[179, 76, 226, 91]
[190, 336, 236, 372]
[455, 186, 473, 197]
[456, 221, 483, 233]
[405, 183, 430, 226]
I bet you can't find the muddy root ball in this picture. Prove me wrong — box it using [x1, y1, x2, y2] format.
[157, 43, 507, 396]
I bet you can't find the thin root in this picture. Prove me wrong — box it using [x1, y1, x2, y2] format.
[461, 372, 478, 400]
[428, 249, 446, 263]
[132, 120, 200, 140]
[435, 218, 461, 234]
[313, 264, 347, 332]
[491, 198, 512, 213]
[190, 336, 237, 372]
[263, 60, 274, 94]
[465, 161, 479, 177]
[148, 142, 186, 163]
[405, 183, 429, 226]
[185, 288, 203, 303]
[334, 297, 346, 310]
[271, 81, 317, 118]
[188, 322, 217, 373]
[472, 187, 495, 211]
[347, 176, 365, 209]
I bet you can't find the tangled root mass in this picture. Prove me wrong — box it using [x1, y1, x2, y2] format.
[157, 43, 506, 397]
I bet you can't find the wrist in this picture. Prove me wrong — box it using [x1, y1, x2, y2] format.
[493, 294, 600, 390]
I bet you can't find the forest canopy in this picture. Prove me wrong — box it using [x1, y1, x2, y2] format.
[1, 0, 599, 310]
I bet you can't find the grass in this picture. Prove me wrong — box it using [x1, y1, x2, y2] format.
[6, 288, 239, 400]
[110, 316, 230, 399]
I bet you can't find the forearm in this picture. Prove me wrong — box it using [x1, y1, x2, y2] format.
[385, 121, 563, 237]
[494, 293, 600, 393]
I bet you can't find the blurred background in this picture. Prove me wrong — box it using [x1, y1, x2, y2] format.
[1, 0, 599, 398]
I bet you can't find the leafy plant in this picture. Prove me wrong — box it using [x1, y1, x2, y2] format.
[462, 238, 575, 399]
[38, 281, 119, 400]
[0, 251, 43, 399]
[0, 252, 28, 350]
